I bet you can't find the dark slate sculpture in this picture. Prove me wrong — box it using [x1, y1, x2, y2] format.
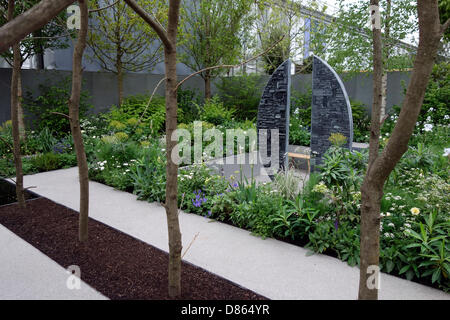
[310, 55, 353, 170]
[257, 59, 291, 173]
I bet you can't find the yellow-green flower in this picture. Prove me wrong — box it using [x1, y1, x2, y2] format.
[109, 120, 126, 131]
[114, 132, 129, 142]
[312, 182, 329, 194]
[410, 207, 420, 216]
[328, 132, 347, 147]
[126, 118, 139, 126]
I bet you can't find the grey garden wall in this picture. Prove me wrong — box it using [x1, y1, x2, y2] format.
[0, 68, 205, 126]
[0, 68, 411, 126]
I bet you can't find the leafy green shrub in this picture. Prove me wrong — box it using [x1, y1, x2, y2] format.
[89, 139, 142, 191]
[198, 96, 235, 126]
[291, 89, 312, 127]
[129, 140, 166, 201]
[23, 78, 92, 136]
[26, 127, 58, 154]
[108, 94, 167, 135]
[351, 100, 370, 142]
[0, 120, 13, 156]
[177, 88, 202, 123]
[215, 73, 265, 120]
[31, 152, 76, 171]
[420, 62, 450, 126]
[289, 122, 310, 146]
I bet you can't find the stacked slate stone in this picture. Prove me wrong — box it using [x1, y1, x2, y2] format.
[310, 55, 353, 171]
[257, 60, 291, 174]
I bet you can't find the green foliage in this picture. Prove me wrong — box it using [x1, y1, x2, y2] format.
[324, 0, 417, 73]
[180, 0, 255, 98]
[0, 120, 13, 156]
[289, 125, 310, 146]
[31, 152, 76, 172]
[27, 127, 58, 154]
[129, 141, 166, 201]
[351, 100, 370, 142]
[87, 0, 165, 78]
[0, 0, 70, 66]
[107, 94, 167, 137]
[272, 169, 303, 200]
[89, 138, 143, 191]
[215, 73, 264, 121]
[83, 112, 449, 291]
[177, 88, 202, 124]
[289, 89, 312, 146]
[318, 146, 367, 191]
[328, 133, 347, 147]
[419, 62, 450, 126]
[291, 89, 312, 126]
[23, 78, 92, 136]
[198, 96, 235, 126]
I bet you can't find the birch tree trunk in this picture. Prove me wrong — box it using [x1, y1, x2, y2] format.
[68, 0, 90, 242]
[380, 0, 391, 122]
[358, 0, 449, 300]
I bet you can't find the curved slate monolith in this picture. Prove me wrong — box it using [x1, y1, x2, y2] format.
[257, 59, 291, 174]
[310, 55, 353, 171]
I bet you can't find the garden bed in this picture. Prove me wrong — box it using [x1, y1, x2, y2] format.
[0, 179, 40, 207]
[0, 197, 267, 300]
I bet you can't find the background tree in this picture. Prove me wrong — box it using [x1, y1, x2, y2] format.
[440, 0, 450, 41]
[179, 0, 254, 99]
[254, 0, 328, 74]
[0, 0, 70, 137]
[322, 0, 417, 119]
[87, 0, 165, 106]
[0, 0, 77, 52]
[359, 0, 449, 299]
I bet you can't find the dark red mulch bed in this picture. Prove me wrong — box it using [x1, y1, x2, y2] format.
[0, 198, 267, 300]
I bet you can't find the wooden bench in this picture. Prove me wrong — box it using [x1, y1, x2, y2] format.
[287, 152, 311, 173]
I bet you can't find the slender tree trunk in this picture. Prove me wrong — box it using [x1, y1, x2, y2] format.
[17, 72, 26, 140]
[33, 30, 45, 70]
[116, 43, 124, 107]
[359, 0, 384, 300]
[117, 61, 124, 107]
[164, 0, 182, 298]
[358, 0, 448, 300]
[8, 0, 25, 209]
[68, 0, 89, 242]
[204, 72, 212, 100]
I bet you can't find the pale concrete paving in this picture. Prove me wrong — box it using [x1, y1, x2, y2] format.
[0, 224, 107, 300]
[12, 167, 449, 300]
